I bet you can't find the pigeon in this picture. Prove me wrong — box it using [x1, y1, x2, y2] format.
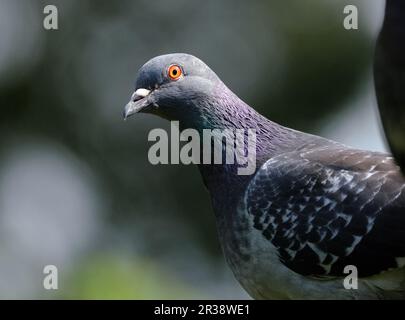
[124, 53, 405, 299]
[375, 0, 405, 174]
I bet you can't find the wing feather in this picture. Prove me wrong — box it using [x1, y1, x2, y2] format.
[244, 143, 405, 277]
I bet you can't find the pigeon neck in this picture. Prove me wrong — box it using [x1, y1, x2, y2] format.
[190, 86, 299, 205]
[191, 85, 297, 162]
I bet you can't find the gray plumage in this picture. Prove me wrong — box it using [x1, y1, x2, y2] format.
[124, 53, 405, 299]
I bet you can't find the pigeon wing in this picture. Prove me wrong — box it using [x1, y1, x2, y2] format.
[244, 144, 405, 277]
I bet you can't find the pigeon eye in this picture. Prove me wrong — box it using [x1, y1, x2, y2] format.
[168, 65, 183, 80]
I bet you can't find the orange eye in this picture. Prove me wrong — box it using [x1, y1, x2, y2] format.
[168, 65, 183, 80]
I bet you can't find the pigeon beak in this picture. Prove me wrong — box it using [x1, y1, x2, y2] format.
[123, 88, 151, 119]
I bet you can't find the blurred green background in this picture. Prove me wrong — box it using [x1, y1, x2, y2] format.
[0, 0, 387, 299]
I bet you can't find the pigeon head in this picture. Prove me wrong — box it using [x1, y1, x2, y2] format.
[124, 53, 234, 128]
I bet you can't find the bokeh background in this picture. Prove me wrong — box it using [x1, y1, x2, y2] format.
[0, 0, 387, 299]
